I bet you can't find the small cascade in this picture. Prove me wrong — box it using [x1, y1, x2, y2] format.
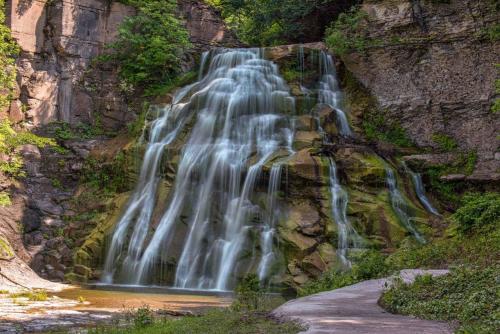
[257, 164, 282, 282]
[318, 51, 352, 137]
[402, 163, 440, 215]
[103, 48, 295, 290]
[386, 167, 425, 243]
[328, 159, 361, 266]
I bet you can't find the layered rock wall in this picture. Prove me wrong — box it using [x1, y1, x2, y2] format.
[341, 0, 499, 178]
[5, 0, 238, 129]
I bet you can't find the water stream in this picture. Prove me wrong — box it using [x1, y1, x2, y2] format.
[386, 167, 426, 243]
[103, 49, 295, 291]
[402, 162, 440, 215]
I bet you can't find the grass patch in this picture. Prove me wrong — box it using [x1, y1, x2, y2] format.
[381, 266, 499, 333]
[91, 277, 302, 334]
[9, 290, 48, 301]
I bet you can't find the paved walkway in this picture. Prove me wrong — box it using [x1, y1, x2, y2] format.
[272, 269, 452, 334]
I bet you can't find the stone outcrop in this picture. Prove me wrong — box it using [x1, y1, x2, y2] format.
[178, 0, 240, 50]
[339, 0, 500, 179]
[5, 0, 238, 129]
[6, 0, 136, 128]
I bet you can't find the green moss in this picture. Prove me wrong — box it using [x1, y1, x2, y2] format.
[0, 235, 14, 259]
[0, 191, 11, 207]
[431, 133, 458, 151]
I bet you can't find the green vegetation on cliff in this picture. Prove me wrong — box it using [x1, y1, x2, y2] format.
[382, 192, 500, 333]
[106, 0, 191, 90]
[0, 0, 20, 108]
[206, 0, 349, 46]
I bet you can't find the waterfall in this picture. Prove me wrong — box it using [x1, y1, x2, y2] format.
[103, 49, 295, 290]
[386, 167, 425, 243]
[402, 163, 440, 215]
[318, 51, 352, 137]
[328, 159, 361, 266]
[257, 164, 282, 282]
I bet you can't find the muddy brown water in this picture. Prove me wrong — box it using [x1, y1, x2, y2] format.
[54, 286, 232, 313]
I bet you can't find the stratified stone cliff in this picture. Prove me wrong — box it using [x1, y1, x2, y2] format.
[340, 0, 499, 181]
[4, 0, 238, 129]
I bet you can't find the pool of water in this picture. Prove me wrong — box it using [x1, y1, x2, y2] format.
[54, 286, 232, 313]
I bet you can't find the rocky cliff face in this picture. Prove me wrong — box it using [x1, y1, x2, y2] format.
[340, 0, 499, 181]
[6, 0, 135, 128]
[5, 0, 237, 129]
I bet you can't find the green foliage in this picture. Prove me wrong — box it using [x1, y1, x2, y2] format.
[207, 0, 340, 46]
[0, 191, 10, 206]
[298, 250, 388, 296]
[0, 0, 20, 108]
[232, 274, 263, 311]
[130, 306, 154, 329]
[325, 7, 374, 55]
[381, 266, 500, 333]
[81, 152, 130, 195]
[0, 120, 56, 176]
[431, 133, 458, 151]
[107, 0, 190, 89]
[90, 307, 302, 334]
[362, 112, 413, 147]
[451, 192, 500, 234]
[47, 121, 108, 141]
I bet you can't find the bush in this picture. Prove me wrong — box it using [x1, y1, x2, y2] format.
[325, 7, 373, 55]
[0, 0, 20, 108]
[451, 192, 500, 234]
[232, 274, 263, 311]
[381, 266, 500, 333]
[299, 250, 388, 296]
[0, 120, 57, 176]
[107, 0, 190, 89]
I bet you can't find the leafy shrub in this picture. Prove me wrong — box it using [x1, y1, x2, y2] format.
[299, 250, 388, 296]
[0, 0, 20, 108]
[0, 120, 57, 176]
[325, 7, 373, 55]
[207, 0, 346, 46]
[232, 274, 263, 311]
[432, 133, 458, 151]
[451, 192, 500, 234]
[132, 305, 154, 328]
[107, 0, 190, 89]
[81, 152, 130, 195]
[381, 266, 500, 333]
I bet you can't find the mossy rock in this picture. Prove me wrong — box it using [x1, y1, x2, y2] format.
[73, 192, 131, 269]
[336, 148, 386, 188]
[0, 235, 14, 260]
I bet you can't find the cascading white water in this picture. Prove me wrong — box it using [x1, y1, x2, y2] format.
[328, 159, 361, 265]
[386, 167, 426, 243]
[402, 163, 440, 216]
[318, 52, 352, 137]
[257, 164, 282, 282]
[103, 49, 294, 290]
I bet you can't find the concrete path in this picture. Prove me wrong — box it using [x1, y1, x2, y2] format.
[272, 269, 452, 334]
